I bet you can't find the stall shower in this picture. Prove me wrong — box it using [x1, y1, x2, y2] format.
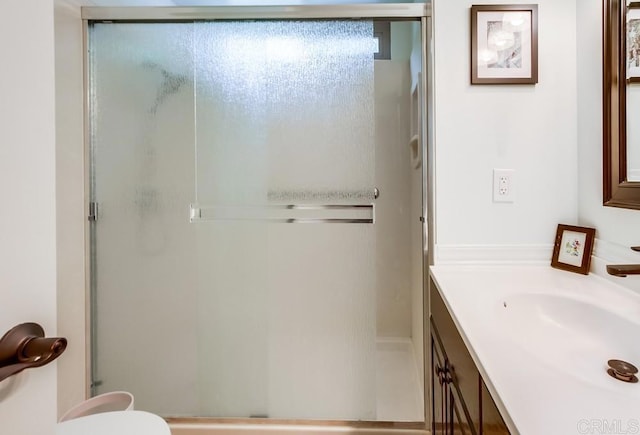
[89, 14, 427, 424]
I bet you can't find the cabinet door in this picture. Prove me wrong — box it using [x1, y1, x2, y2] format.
[430, 278, 511, 435]
[431, 319, 477, 435]
[431, 332, 448, 434]
[430, 284, 480, 434]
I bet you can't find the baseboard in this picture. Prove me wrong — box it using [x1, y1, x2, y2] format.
[434, 244, 552, 264]
[433, 240, 640, 293]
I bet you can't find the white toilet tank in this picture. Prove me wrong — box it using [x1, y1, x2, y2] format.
[56, 410, 171, 435]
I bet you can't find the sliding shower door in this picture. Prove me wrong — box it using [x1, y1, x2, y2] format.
[90, 20, 379, 420]
[191, 21, 376, 420]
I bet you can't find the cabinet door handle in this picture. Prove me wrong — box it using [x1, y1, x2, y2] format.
[436, 362, 454, 385]
[435, 364, 446, 385]
[444, 365, 453, 385]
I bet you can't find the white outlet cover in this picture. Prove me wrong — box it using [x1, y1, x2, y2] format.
[493, 169, 515, 203]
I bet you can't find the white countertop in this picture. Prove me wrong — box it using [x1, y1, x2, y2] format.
[430, 265, 640, 435]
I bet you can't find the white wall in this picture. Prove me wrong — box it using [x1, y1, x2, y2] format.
[577, 0, 640, 246]
[433, 0, 578, 259]
[0, 1, 58, 434]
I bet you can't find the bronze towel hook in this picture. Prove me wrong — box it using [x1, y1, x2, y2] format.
[0, 323, 67, 383]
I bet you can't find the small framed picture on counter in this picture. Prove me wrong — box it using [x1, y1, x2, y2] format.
[551, 224, 596, 275]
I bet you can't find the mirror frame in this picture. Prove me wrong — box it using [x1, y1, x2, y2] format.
[604, 0, 640, 209]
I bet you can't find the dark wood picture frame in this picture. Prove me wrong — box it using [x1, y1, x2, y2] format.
[471, 4, 538, 84]
[551, 224, 596, 275]
[604, 0, 640, 209]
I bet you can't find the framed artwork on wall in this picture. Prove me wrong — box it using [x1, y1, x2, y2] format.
[627, 2, 640, 83]
[551, 224, 596, 275]
[470, 4, 539, 84]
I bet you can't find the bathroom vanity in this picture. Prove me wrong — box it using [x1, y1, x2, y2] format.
[430, 277, 509, 434]
[429, 265, 640, 435]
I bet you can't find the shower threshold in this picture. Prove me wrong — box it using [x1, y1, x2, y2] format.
[168, 419, 426, 435]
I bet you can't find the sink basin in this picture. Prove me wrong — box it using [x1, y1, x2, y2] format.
[496, 292, 640, 393]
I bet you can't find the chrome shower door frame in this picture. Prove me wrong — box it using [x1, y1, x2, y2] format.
[83, 3, 434, 429]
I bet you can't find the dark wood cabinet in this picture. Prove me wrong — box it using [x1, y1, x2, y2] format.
[430, 277, 510, 435]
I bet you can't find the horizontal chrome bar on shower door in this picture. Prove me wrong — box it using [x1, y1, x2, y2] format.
[189, 204, 374, 224]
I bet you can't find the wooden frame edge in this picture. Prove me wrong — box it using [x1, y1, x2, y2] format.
[470, 4, 538, 85]
[550, 224, 596, 275]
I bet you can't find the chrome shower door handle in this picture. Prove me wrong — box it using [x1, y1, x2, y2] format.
[190, 203, 375, 224]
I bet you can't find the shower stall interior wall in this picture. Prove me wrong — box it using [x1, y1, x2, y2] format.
[89, 18, 424, 422]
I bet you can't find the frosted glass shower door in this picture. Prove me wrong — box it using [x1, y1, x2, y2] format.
[90, 20, 378, 421]
[192, 21, 377, 420]
[89, 22, 201, 417]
